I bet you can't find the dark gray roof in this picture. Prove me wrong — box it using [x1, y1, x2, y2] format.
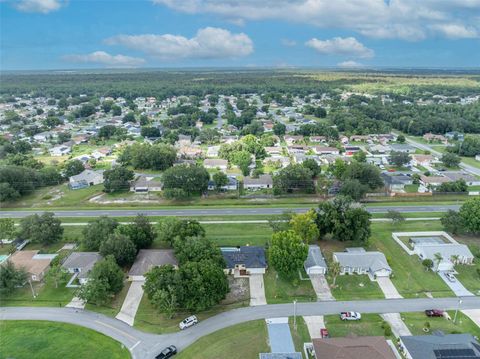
[128, 249, 178, 276]
[400, 333, 480, 359]
[304, 245, 327, 270]
[62, 252, 102, 280]
[221, 246, 266, 269]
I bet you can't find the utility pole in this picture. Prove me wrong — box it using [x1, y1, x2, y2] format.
[293, 299, 297, 331]
[28, 279, 37, 298]
[454, 298, 462, 324]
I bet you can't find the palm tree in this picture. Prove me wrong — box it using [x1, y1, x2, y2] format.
[330, 261, 341, 286]
[434, 252, 443, 271]
[451, 254, 460, 265]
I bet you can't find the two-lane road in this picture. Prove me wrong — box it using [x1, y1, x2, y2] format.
[2, 296, 479, 359]
[0, 204, 461, 218]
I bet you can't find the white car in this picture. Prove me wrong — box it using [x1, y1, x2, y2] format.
[340, 312, 362, 321]
[445, 272, 456, 282]
[179, 315, 198, 330]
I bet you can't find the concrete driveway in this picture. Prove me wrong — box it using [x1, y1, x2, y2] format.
[303, 315, 325, 339]
[309, 274, 335, 301]
[376, 277, 402, 299]
[249, 274, 267, 306]
[462, 309, 480, 328]
[438, 272, 474, 297]
[381, 313, 412, 337]
[116, 281, 144, 326]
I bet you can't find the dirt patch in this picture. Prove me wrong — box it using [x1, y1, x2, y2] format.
[222, 277, 250, 305]
[89, 193, 162, 204]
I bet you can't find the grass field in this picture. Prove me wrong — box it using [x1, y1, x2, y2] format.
[401, 311, 480, 337]
[175, 320, 269, 359]
[0, 281, 75, 307]
[203, 222, 273, 247]
[330, 275, 385, 301]
[0, 321, 130, 359]
[324, 313, 389, 338]
[264, 267, 316, 304]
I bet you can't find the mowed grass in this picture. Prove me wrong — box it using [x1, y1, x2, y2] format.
[324, 314, 389, 338]
[0, 320, 130, 359]
[330, 275, 384, 301]
[368, 221, 454, 298]
[264, 267, 316, 304]
[289, 316, 311, 353]
[204, 223, 273, 247]
[0, 281, 75, 307]
[175, 320, 269, 359]
[401, 311, 480, 337]
[85, 281, 132, 317]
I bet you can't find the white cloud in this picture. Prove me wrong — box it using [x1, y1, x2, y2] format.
[337, 60, 364, 68]
[430, 24, 478, 39]
[105, 27, 253, 60]
[13, 0, 65, 13]
[306, 37, 374, 58]
[63, 51, 145, 67]
[152, 0, 480, 40]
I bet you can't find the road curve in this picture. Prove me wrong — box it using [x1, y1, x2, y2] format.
[2, 296, 480, 359]
[0, 204, 462, 218]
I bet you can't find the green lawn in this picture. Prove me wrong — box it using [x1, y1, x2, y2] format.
[204, 223, 273, 247]
[176, 320, 269, 359]
[0, 281, 75, 307]
[368, 221, 454, 298]
[85, 281, 131, 317]
[134, 294, 249, 334]
[264, 268, 316, 304]
[289, 316, 311, 353]
[324, 314, 389, 338]
[330, 275, 384, 301]
[454, 262, 480, 295]
[402, 311, 480, 337]
[0, 320, 130, 359]
[405, 184, 420, 193]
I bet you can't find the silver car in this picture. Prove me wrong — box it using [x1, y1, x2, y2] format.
[179, 315, 198, 330]
[445, 272, 456, 282]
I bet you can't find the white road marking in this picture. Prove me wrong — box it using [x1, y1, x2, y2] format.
[94, 320, 138, 342]
[130, 341, 141, 350]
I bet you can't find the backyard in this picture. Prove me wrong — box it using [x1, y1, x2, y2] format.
[0, 320, 130, 359]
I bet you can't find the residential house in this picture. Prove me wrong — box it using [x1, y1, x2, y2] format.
[369, 144, 390, 154]
[412, 239, 474, 271]
[284, 135, 304, 146]
[420, 175, 452, 188]
[9, 250, 55, 282]
[333, 248, 392, 279]
[310, 136, 326, 143]
[400, 333, 480, 359]
[178, 145, 203, 159]
[62, 252, 102, 285]
[33, 131, 53, 142]
[390, 144, 416, 153]
[130, 175, 163, 193]
[206, 145, 220, 158]
[423, 133, 448, 144]
[445, 131, 465, 141]
[350, 135, 370, 142]
[411, 154, 435, 167]
[204, 158, 228, 171]
[312, 336, 397, 359]
[221, 246, 267, 276]
[304, 245, 328, 275]
[263, 155, 290, 169]
[313, 146, 340, 155]
[343, 146, 361, 156]
[382, 173, 413, 192]
[265, 147, 283, 156]
[128, 249, 178, 281]
[443, 171, 480, 186]
[244, 174, 273, 190]
[208, 176, 238, 191]
[69, 169, 104, 189]
[49, 145, 71, 157]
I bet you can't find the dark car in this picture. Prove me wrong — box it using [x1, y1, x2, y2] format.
[425, 309, 444, 317]
[155, 345, 177, 359]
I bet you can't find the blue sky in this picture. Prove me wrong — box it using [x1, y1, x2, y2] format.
[1, 0, 479, 70]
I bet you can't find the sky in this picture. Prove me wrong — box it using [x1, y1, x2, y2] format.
[1, 0, 480, 70]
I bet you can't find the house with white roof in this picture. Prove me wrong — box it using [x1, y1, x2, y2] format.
[333, 248, 392, 280]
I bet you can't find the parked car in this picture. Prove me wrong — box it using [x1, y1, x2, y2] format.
[425, 309, 444, 317]
[340, 312, 362, 321]
[179, 315, 198, 330]
[320, 328, 329, 338]
[155, 345, 177, 359]
[444, 272, 456, 282]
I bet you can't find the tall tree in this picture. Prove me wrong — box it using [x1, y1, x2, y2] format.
[118, 214, 156, 250]
[82, 216, 119, 251]
[0, 261, 28, 296]
[103, 167, 134, 193]
[269, 230, 308, 277]
[459, 198, 480, 234]
[99, 232, 137, 267]
[289, 209, 319, 243]
[19, 213, 63, 245]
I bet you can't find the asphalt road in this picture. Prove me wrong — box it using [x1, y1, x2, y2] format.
[2, 296, 479, 359]
[0, 204, 461, 218]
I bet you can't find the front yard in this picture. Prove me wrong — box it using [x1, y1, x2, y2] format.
[330, 275, 384, 301]
[264, 267, 316, 304]
[401, 311, 480, 337]
[324, 314, 390, 338]
[85, 281, 132, 317]
[0, 281, 75, 307]
[175, 320, 269, 359]
[0, 320, 130, 359]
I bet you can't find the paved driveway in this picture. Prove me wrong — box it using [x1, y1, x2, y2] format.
[462, 309, 480, 328]
[116, 281, 144, 326]
[381, 313, 412, 337]
[249, 274, 267, 306]
[438, 272, 474, 297]
[309, 274, 335, 301]
[376, 277, 402, 299]
[303, 315, 325, 339]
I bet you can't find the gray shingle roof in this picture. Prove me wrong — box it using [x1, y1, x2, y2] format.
[221, 246, 266, 269]
[62, 252, 102, 280]
[400, 333, 480, 359]
[128, 249, 178, 276]
[334, 251, 391, 273]
[304, 245, 327, 270]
